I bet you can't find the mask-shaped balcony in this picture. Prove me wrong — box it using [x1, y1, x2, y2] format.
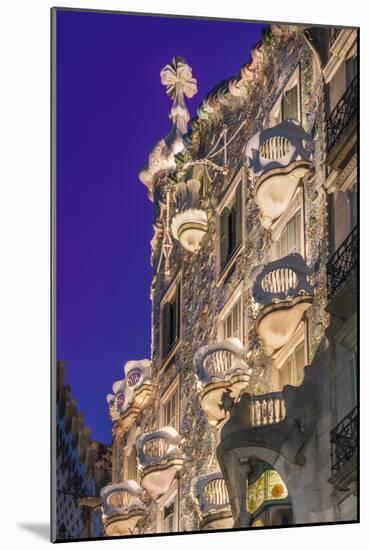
[193, 472, 233, 530]
[245, 120, 311, 229]
[100, 481, 147, 536]
[251, 254, 314, 354]
[194, 338, 252, 427]
[106, 359, 152, 435]
[171, 179, 208, 252]
[136, 426, 184, 500]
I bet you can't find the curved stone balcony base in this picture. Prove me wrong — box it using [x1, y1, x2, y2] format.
[100, 480, 147, 537]
[200, 374, 250, 426]
[256, 295, 312, 354]
[254, 160, 310, 229]
[134, 384, 153, 408]
[104, 509, 146, 536]
[141, 459, 184, 500]
[113, 404, 141, 436]
[200, 510, 233, 530]
[171, 208, 208, 252]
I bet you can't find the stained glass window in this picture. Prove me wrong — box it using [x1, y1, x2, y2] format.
[246, 469, 288, 514]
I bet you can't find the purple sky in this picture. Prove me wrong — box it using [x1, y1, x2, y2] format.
[56, 8, 265, 444]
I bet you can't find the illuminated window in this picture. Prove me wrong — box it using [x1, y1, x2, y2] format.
[224, 299, 242, 340]
[163, 390, 179, 431]
[279, 210, 302, 257]
[247, 469, 288, 516]
[279, 341, 305, 389]
[160, 375, 180, 431]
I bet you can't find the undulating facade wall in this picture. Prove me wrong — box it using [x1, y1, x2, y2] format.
[101, 23, 357, 535]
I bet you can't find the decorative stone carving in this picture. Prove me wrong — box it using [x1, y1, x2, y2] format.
[245, 120, 311, 228]
[251, 254, 314, 354]
[100, 481, 146, 536]
[194, 338, 252, 426]
[139, 57, 197, 198]
[171, 178, 208, 252]
[194, 25, 295, 123]
[136, 426, 184, 500]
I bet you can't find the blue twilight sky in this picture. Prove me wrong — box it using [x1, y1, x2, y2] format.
[56, 8, 266, 444]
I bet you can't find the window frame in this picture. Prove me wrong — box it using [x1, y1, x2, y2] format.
[268, 65, 302, 127]
[160, 272, 182, 368]
[217, 282, 244, 344]
[159, 374, 180, 432]
[267, 187, 305, 262]
[216, 167, 245, 283]
[156, 480, 179, 533]
[122, 424, 141, 483]
[273, 322, 308, 390]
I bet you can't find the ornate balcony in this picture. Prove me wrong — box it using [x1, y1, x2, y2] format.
[193, 472, 233, 530]
[245, 120, 311, 229]
[136, 427, 184, 500]
[171, 179, 208, 252]
[194, 338, 252, 426]
[251, 254, 314, 354]
[327, 76, 357, 155]
[326, 226, 357, 336]
[100, 481, 147, 536]
[330, 407, 357, 486]
[249, 392, 286, 426]
[327, 226, 357, 301]
[106, 359, 152, 435]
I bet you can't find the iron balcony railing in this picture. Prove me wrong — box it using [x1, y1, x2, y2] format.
[327, 226, 357, 301]
[330, 406, 357, 477]
[326, 75, 358, 154]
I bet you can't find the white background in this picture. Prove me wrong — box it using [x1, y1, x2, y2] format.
[0, 0, 367, 547]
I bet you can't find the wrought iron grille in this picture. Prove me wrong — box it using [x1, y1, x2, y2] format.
[326, 75, 358, 153]
[330, 406, 357, 476]
[327, 225, 357, 300]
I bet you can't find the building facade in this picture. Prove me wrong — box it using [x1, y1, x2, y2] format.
[100, 23, 358, 535]
[55, 361, 111, 540]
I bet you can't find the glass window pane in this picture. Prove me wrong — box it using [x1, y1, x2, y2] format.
[294, 342, 305, 384]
